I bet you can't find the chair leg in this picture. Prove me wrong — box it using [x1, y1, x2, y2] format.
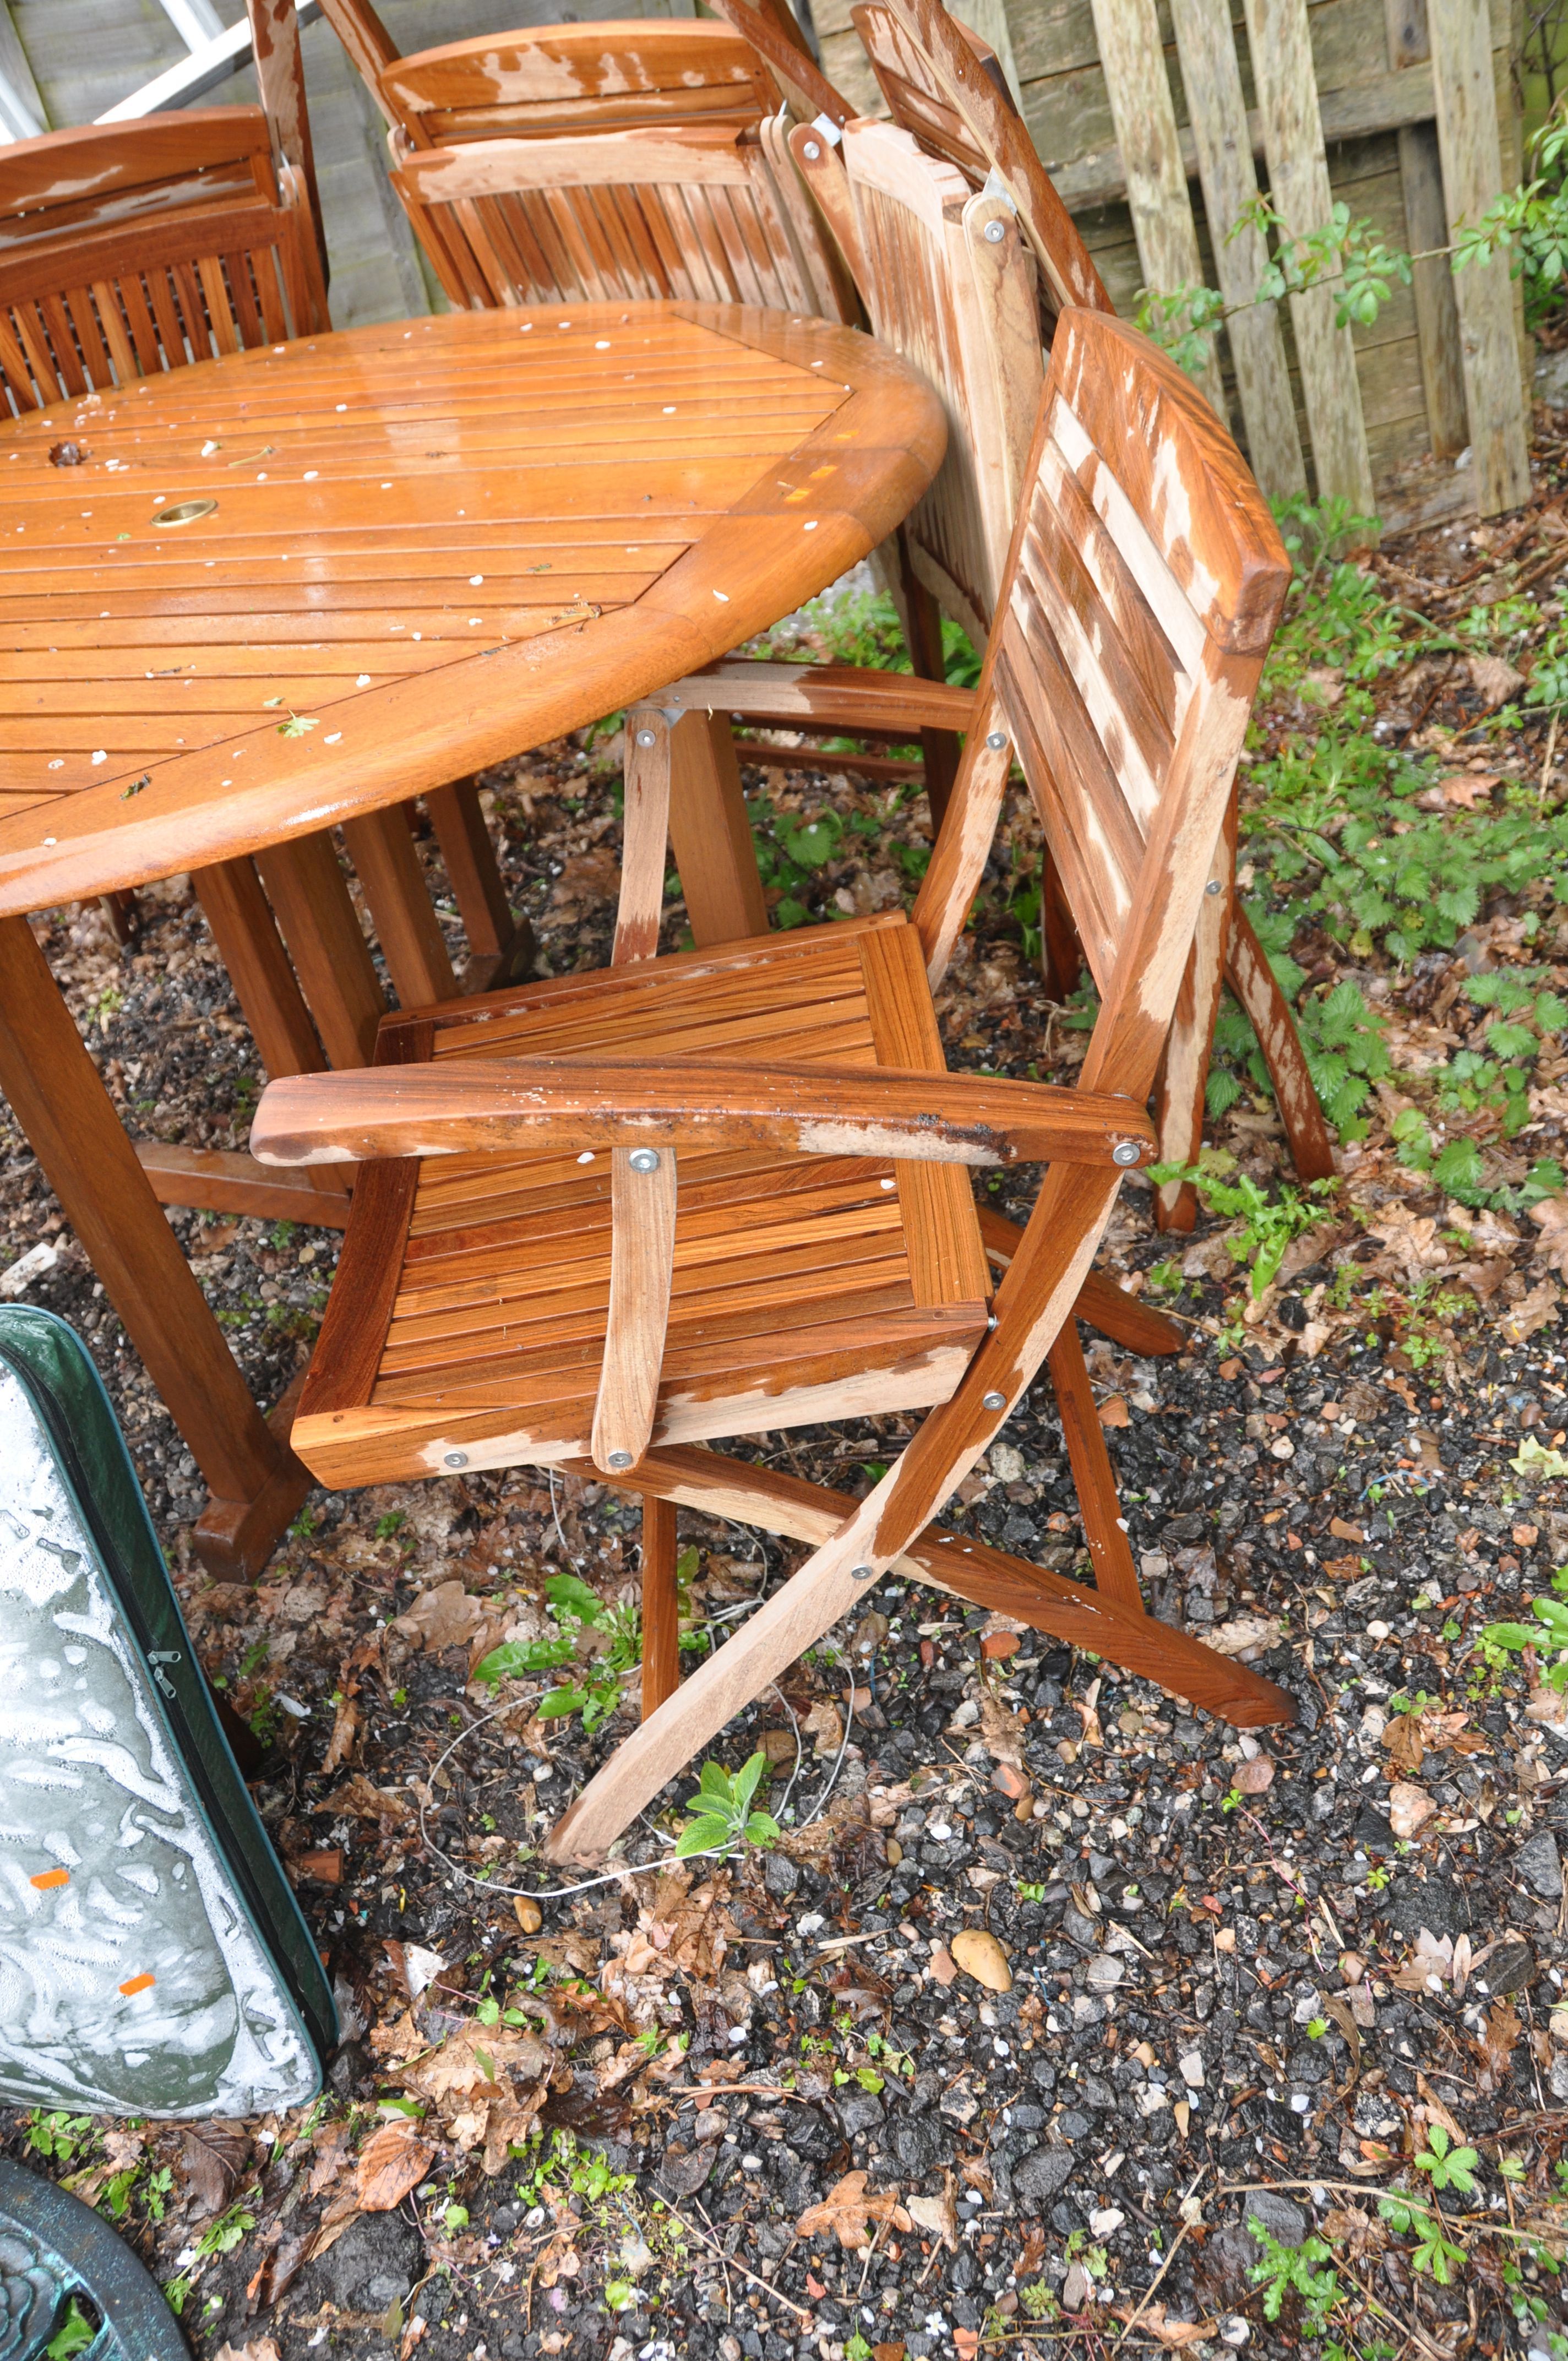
[1046, 1319, 1144, 1619]
[901, 567, 960, 832]
[640, 1494, 680, 1720]
[424, 780, 535, 992]
[1153, 822, 1233, 1234]
[976, 1208, 1185, 1356]
[545, 1445, 1295, 1861]
[666, 710, 770, 948]
[1226, 905, 1336, 1185]
[1041, 858, 1082, 998]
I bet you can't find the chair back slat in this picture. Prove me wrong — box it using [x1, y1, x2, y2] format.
[0, 114, 327, 417]
[381, 21, 780, 146]
[987, 311, 1287, 1090]
[843, 116, 1041, 645]
[391, 126, 816, 317]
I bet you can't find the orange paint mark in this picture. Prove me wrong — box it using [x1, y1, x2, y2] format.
[118, 1972, 155, 1996]
[29, 1868, 69, 1890]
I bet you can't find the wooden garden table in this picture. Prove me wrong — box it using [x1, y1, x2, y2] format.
[0, 301, 945, 1578]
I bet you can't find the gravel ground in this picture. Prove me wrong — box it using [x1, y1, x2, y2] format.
[2, 537, 1567, 2361]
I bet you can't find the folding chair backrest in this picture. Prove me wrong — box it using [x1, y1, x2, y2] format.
[318, 2, 783, 144]
[0, 112, 328, 416]
[852, 0, 1110, 329]
[389, 121, 828, 316]
[842, 115, 1042, 646]
[966, 307, 1288, 1096]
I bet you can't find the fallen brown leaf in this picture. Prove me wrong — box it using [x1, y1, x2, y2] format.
[213, 2343, 280, 2361]
[1476, 2000, 1523, 2093]
[796, 2170, 912, 2250]
[1109, 2305, 1216, 2349]
[391, 1579, 495, 1655]
[1097, 1394, 1130, 1428]
[1531, 1195, 1568, 1277]
[355, 2121, 435, 2212]
[179, 2122, 248, 2219]
[1383, 1714, 1424, 1777]
[905, 2173, 958, 2250]
[321, 1694, 360, 1776]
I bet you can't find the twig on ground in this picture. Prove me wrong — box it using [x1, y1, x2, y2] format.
[654, 2198, 813, 2327]
[1110, 2167, 1206, 2351]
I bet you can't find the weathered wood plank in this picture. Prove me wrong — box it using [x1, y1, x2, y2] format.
[1168, 0, 1304, 493]
[1241, 0, 1375, 513]
[1428, 0, 1530, 514]
[1087, 0, 1228, 420]
[1382, 0, 1466, 458]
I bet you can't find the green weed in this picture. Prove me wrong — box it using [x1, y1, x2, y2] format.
[1147, 1152, 1337, 1296]
[473, 1573, 641, 1735]
[675, 1751, 780, 1860]
[1248, 2216, 1343, 2332]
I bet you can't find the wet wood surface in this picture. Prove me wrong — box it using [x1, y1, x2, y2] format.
[0, 300, 946, 916]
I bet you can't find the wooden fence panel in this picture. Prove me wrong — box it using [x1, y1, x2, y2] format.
[1428, 0, 1530, 514]
[1168, 0, 1306, 494]
[1384, 0, 1466, 456]
[1088, 0, 1229, 420]
[1242, 0, 1376, 513]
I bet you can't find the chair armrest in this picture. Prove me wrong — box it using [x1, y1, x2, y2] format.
[252, 1057, 1154, 1171]
[656, 661, 976, 736]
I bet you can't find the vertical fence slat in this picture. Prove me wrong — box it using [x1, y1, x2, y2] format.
[1168, 0, 1305, 498]
[1241, 0, 1375, 516]
[1384, 0, 1467, 458]
[1087, 0, 1229, 422]
[1427, 0, 1531, 514]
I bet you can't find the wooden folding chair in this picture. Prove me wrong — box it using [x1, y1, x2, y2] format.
[315, 0, 856, 327]
[851, 0, 1334, 1228]
[251, 307, 1299, 1862]
[388, 122, 841, 321]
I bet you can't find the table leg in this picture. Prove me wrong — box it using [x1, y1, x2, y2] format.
[341, 807, 458, 1008]
[0, 914, 309, 1579]
[253, 833, 385, 1067]
[424, 780, 535, 991]
[666, 710, 769, 948]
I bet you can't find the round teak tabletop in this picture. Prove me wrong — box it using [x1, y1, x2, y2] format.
[0, 301, 946, 916]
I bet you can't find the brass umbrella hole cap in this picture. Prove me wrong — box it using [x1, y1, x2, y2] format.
[151, 498, 218, 527]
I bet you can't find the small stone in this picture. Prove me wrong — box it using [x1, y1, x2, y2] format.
[1233, 1755, 1275, 1794]
[1178, 2049, 1205, 2088]
[1387, 1781, 1437, 1838]
[1338, 1951, 1366, 1983]
[1241, 2191, 1306, 2249]
[929, 1943, 959, 1987]
[951, 1929, 1012, 1992]
[1484, 1938, 1535, 1997]
[981, 1629, 1021, 1660]
[761, 1728, 797, 1764]
[764, 1852, 800, 1900]
[1089, 2207, 1124, 2238]
[1014, 2146, 1075, 2204]
[514, 1896, 542, 1934]
[990, 1764, 1030, 1801]
[1086, 1953, 1125, 1990]
[1548, 2008, 1568, 2044]
[1063, 2263, 1092, 2309]
[1516, 1832, 1564, 1900]
[886, 1838, 903, 1865]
